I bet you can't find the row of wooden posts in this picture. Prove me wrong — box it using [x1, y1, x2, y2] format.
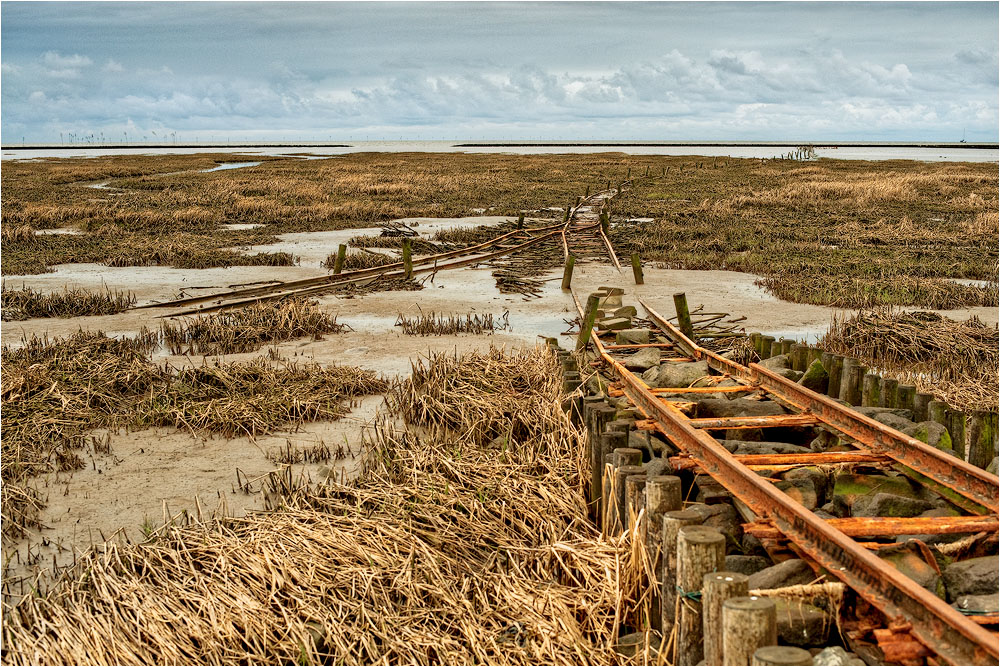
[554, 344, 813, 666]
[749, 333, 999, 470]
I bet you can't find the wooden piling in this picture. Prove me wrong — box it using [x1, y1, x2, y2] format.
[590, 405, 617, 512]
[968, 410, 996, 469]
[897, 385, 916, 414]
[561, 255, 576, 290]
[862, 373, 881, 408]
[721, 596, 777, 666]
[630, 253, 644, 285]
[827, 355, 844, 399]
[576, 294, 601, 352]
[840, 359, 866, 406]
[673, 293, 695, 339]
[948, 409, 967, 459]
[750, 333, 762, 356]
[401, 238, 413, 279]
[928, 401, 949, 430]
[779, 339, 795, 356]
[760, 336, 776, 358]
[614, 465, 646, 535]
[880, 377, 899, 409]
[702, 571, 749, 666]
[646, 475, 682, 631]
[807, 346, 823, 367]
[625, 474, 648, 532]
[913, 392, 933, 422]
[562, 371, 580, 394]
[600, 431, 627, 524]
[752, 646, 812, 665]
[790, 345, 808, 372]
[516, 213, 525, 229]
[600, 211, 610, 234]
[676, 525, 726, 665]
[332, 243, 347, 274]
[661, 510, 702, 632]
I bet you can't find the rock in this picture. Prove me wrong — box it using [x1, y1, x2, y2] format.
[942, 556, 1000, 602]
[812, 646, 865, 666]
[615, 328, 649, 345]
[851, 492, 933, 518]
[776, 478, 819, 510]
[598, 295, 623, 309]
[878, 541, 945, 597]
[641, 360, 710, 388]
[813, 509, 837, 520]
[623, 347, 661, 371]
[832, 473, 920, 509]
[694, 476, 731, 504]
[774, 599, 831, 647]
[952, 593, 999, 615]
[615, 630, 661, 658]
[643, 457, 674, 478]
[598, 317, 630, 331]
[809, 430, 840, 452]
[724, 440, 811, 455]
[988, 457, 998, 475]
[742, 533, 767, 557]
[873, 412, 916, 432]
[748, 559, 815, 590]
[784, 467, 829, 503]
[612, 306, 638, 318]
[628, 431, 657, 457]
[703, 504, 743, 545]
[820, 498, 849, 518]
[903, 421, 953, 451]
[798, 359, 829, 394]
[598, 286, 625, 296]
[725, 555, 772, 576]
[854, 406, 914, 421]
[760, 354, 791, 371]
[696, 398, 787, 418]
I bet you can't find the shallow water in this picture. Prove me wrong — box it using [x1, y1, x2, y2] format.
[3, 142, 996, 163]
[201, 161, 261, 172]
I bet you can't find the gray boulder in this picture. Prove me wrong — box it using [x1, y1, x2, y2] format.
[615, 328, 649, 345]
[774, 599, 831, 647]
[813, 646, 865, 666]
[623, 347, 660, 371]
[776, 478, 819, 510]
[697, 398, 787, 418]
[855, 406, 914, 421]
[725, 555, 771, 576]
[942, 556, 1000, 602]
[851, 492, 933, 518]
[797, 359, 829, 394]
[748, 559, 815, 590]
[873, 412, 916, 432]
[903, 421, 953, 451]
[952, 593, 999, 615]
[724, 440, 811, 455]
[641, 360, 711, 388]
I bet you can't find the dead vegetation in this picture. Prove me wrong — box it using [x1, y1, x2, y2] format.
[394, 310, 511, 336]
[821, 308, 1000, 411]
[1, 284, 136, 320]
[321, 249, 395, 271]
[2, 347, 641, 665]
[161, 298, 347, 356]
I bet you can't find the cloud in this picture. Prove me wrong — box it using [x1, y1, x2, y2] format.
[41, 51, 92, 68]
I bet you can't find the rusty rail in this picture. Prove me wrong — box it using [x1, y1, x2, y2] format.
[572, 291, 1000, 665]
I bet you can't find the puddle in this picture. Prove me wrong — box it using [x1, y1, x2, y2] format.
[947, 278, 994, 288]
[219, 223, 265, 231]
[201, 161, 261, 172]
[34, 228, 83, 236]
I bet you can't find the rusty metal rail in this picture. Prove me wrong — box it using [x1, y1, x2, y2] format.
[572, 291, 1000, 665]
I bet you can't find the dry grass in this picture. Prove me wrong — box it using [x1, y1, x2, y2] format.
[161, 298, 347, 356]
[394, 310, 511, 336]
[2, 347, 642, 665]
[755, 273, 998, 310]
[1, 284, 136, 320]
[321, 250, 395, 271]
[821, 308, 999, 411]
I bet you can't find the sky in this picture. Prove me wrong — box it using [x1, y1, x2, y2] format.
[1, 1, 998, 143]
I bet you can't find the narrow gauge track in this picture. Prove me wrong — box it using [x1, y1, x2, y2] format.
[145, 184, 628, 318]
[572, 292, 1000, 666]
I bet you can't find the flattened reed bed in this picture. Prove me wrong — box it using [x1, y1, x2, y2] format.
[1, 284, 136, 321]
[3, 347, 639, 666]
[821, 308, 1000, 411]
[755, 272, 997, 310]
[320, 249, 395, 271]
[161, 298, 347, 356]
[394, 310, 511, 336]
[1, 330, 387, 540]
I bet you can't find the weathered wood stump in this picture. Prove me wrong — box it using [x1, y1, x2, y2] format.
[722, 596, 777, 666]
[676, 525, 725, 665]
[752, 645, 812, 665]
[702, 571, 749, 665]
[661, 510, 702, 634]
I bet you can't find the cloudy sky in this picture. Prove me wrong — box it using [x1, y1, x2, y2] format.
[2, 2, 997, 143]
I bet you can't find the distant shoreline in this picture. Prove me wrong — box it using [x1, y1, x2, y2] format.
[2, 141, 997, 150]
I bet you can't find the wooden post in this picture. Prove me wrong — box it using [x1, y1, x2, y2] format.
[673, 293, 695, 339]
[913, 392, 933, 422]
[880, 377, 899, 408]
[928, 401, 949, 432]
[702, 571, 749, 665]
[646, 475, 682, 631]
[862, 373, 881, 408]
[750, 333, 762, 356]
[661, 510, 702, 632]
[600, 211, 610, 234]
[968, 411, 995, 469]
[590, 405, 617, 511]
[614, 465, 645, 535]
[768, 339, 782, 358]
[779, 339, 795, 356]
[561, 254, 576, 291]
[752, 646, 812, 665]
[722, 596, 777, 666]
[575, 294, 601, 352]
[585, 185, 590, 197]
[790, 345, 808, 372]
[827, 355, 844, 399]
[760, 336, 776, 359]
[600, 431, 627, 526]
[401, 238, 413, 279]
[630, 253, 644, 285]
[609, 448, 643, 533]
[516, 213, 525, 229]
[676, 526, 726, 665]
[562, 371, 580, 394]
[841, 359, 866, 406]
[897, 385, 916, 414]
[625, 474, 648, 532]
[807, 347, 823, 367]
[948, 409, 966, 459]
[332, 243, 347, 274]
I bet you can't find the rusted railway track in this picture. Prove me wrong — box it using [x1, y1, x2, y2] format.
[572, 291, 1000, 666]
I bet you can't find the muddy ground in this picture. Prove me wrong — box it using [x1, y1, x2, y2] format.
[2, 217, 996, 589]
